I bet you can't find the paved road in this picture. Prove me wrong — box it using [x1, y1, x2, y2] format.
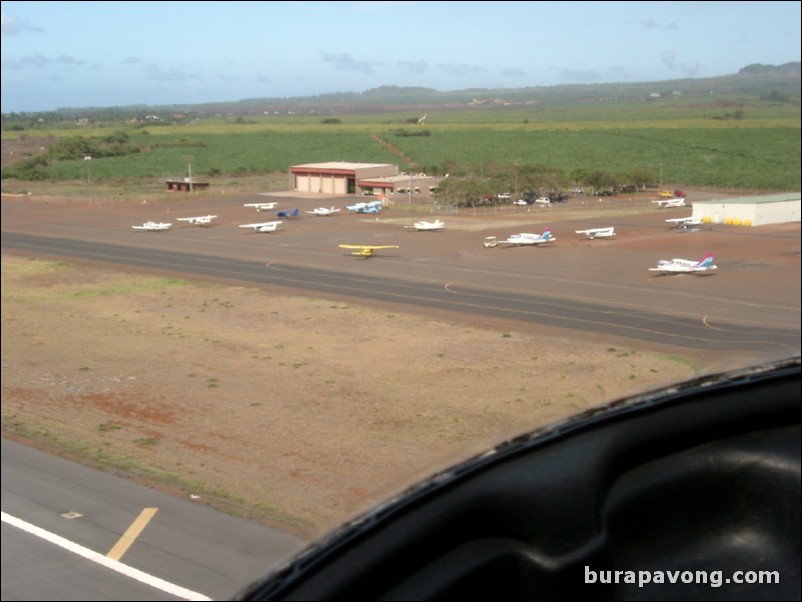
[2, 230, 798, 354]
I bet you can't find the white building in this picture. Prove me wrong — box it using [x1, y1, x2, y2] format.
[692, 193, 800, 227]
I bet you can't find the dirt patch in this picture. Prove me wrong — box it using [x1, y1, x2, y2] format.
[1, 255, 696, 539]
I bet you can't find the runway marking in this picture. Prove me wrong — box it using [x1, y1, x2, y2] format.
[1, 511, 210, 600]
[107, 507, 158, 561]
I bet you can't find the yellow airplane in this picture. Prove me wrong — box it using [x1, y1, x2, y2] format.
[339, 244, 399, 258]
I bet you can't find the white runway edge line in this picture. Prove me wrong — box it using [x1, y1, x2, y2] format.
[1, 511, 211, 601]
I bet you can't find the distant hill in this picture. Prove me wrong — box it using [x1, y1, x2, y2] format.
[3, 62, 799, 119]
[141, 62, 802, 115]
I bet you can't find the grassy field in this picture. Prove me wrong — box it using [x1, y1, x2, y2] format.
[2, 96, 800, 193]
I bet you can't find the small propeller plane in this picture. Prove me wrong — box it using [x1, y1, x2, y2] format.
[176, 215, 218, 226]
[575, 226, 615, 239]
[339, 244, 399, 258]
[498, 228, 556, 247]
[132, 221, 172, 231]
[652, 198, 687, 208]
[244, 202, 278, 212]
[306, 206, 341, 216]
[665, 216, 703, 229]
[239, 221, 283, 233]
[406, 219, 445, 231]
[276, 208, 301, 219]
[649, 254, 717, 275]
[346, 200, 383, 214]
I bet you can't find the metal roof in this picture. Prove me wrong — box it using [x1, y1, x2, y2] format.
[694, 192, 800, 205]
[292, 162, 395, 170]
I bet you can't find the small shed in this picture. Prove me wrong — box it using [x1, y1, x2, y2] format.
[165, 179, 209, 192]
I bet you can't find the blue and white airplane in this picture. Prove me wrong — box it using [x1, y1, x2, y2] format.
[346, 200, 383, 214]
[649, 254, 717, 274]
[499, 228, 556, 246]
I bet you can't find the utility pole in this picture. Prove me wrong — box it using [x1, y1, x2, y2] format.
[185, 156, 193, 192]
[84, 155, 91, 183]
[408, 163, 414, 206]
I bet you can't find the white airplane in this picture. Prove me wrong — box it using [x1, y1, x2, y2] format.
[649, 254, 717, 275]
[132, 221, 172, 231]
[666, 216, 703, 228]
[176, 215, 218, 226]
[305, 206, 341, 216]
[406, 219, 445, 231]
[652, 198, 687, 208]
[499, 228, 556, 246]
[575, 226, 615, 239]
[239, 220, 283, 233]
[244, 202, 278, 212]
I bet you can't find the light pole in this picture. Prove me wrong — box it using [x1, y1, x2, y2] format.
[408, 163, 414, 206]
[659, 163, 663, 187]
[514, 163, 519, 199]
[185, 155, 194, 192]
[84, 155, 91, 183]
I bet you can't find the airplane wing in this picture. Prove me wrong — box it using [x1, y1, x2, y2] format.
[132, 222, 171, 231]
[244, 202, 276, 211]
[575, 227, 614, 239]
[239, 221, 282, 232]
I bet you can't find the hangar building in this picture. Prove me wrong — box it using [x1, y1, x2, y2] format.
[288, 162, 438, 197]
[692, 192, 800, 227]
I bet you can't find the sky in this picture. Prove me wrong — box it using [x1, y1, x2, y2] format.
[1, 1, 800, 113]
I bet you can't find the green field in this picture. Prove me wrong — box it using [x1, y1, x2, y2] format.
[2, 95, 800, 193]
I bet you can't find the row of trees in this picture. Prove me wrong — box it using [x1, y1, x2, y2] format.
[421, 161, 658, 205]
[1, 132, 141, 181]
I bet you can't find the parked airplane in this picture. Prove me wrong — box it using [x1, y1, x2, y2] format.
[498, 228, 556, 246]
[306, 206, 341, 216]
[406, 219, 445, 231]
[666, 216, 703, 228]
[649, 254, 717, 274]
[176, 215, 218, 226]
[575, 226, 615, 239]
[244, 202, 277, 212]
[276, 208, 301, 219]
[652, 198, 687, 208]
[339, 244, 399, 258]
[346, 200, 383, 214]
[239, 221, 283, 233]
[132, 221, 172, 231]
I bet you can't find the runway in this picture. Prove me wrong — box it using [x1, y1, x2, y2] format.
[3, 230, 797, 354]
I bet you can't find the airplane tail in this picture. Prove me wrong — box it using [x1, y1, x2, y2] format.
[696, 254, 715, 268]
[540, 228, 553, 240]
